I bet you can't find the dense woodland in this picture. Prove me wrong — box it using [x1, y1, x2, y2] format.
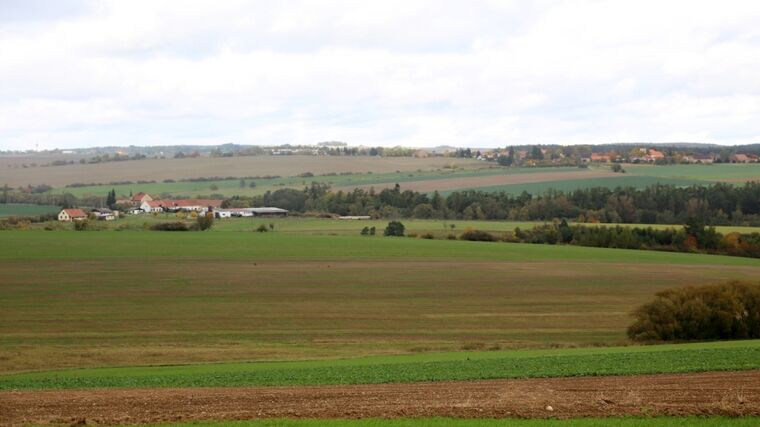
[223, 182, 760, 226]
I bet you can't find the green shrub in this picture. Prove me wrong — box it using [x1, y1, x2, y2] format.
[459, 229, 497, 242]
[627, 280, 760, 342]
[73, 219, 90, 231]
[197, 213, 214, 231]
[256, 224, 269, 232]
[150, 222, 189, 231]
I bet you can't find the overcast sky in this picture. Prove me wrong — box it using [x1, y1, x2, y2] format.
[1, 0, 760, 150]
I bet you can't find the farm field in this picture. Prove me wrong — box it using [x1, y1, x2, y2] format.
[1, 231, 759, 374]
[625, 163, 760, 182]
[1, 340, 757, 390]
[30, 162, 760, 201]
[29, 215, 760, 236]
[127, 418, 760, 427]
[3, 371, 759, 423]
[0, 203, 59, 217]
[0, 155, 483, 188]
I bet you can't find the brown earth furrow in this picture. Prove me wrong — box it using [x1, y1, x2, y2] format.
[2, 371, 760, 426]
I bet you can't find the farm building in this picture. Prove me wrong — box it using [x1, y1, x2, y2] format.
[58, 209, 88, 222]
[213, 207, 289, 218]
[91, 208, 117, 221]
[140, 199, 224, 213]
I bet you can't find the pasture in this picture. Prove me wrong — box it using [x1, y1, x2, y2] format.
[1, 230, 758, 374]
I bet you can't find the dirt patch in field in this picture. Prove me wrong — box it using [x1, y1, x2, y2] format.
[334, 169, 620, 192]
[2, 371, 759, 425]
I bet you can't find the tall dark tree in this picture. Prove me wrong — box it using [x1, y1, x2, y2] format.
[106, 189, 116, 209]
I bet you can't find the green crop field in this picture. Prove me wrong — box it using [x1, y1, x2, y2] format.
[1, 230, 759, 374]
[1, 340, 757, 390]
[625, 163, 760, 182]
[138, 417, 760, 427]
[0, 203, 60, 217]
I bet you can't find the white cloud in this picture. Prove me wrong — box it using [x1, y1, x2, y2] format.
[0, 0, 759, 149]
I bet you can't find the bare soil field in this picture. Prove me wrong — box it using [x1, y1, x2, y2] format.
[2, 371, 758, 425]
[0, 156, 480, 187]
[334, 169, 619, 192]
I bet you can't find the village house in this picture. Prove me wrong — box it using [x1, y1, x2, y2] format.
[590, 153, 612, 163]
[683, 154, 715, 164]
[58, 208, 88, 222]
[91, 208, 117, 221]
[731, 154, 752, 163]
[130, 192, 153, 206]
[644, 149, 665, 162]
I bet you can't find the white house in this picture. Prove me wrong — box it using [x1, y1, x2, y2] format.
[58, 208, 88, 222]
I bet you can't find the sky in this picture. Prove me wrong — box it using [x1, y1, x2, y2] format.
[1, 0, 760, 150]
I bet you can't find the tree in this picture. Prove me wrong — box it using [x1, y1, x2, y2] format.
[106, 189, 116, 209]
[1, 184, 9, 203]
[197, 213, 214, 231]
[240, 179, 246, 188]
[384, 221, 405, 237]
[360, 226, 370, 235]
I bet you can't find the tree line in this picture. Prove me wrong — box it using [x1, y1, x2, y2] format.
[223, 181, 760, 226]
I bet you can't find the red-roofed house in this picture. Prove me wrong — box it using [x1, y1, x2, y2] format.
[590, 153, 612, 163]
[731, 154, 751, 163]
[58, 209, 88, 222]
[644, 149, 665, 162]
[131, 192, 153, 205]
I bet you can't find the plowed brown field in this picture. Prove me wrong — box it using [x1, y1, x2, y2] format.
[2, 371, 758, 426]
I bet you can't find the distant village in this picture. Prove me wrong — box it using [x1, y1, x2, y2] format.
[57, 192, 288, 222]
[4, 142, 759, 170]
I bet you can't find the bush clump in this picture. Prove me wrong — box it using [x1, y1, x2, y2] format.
[627, 280, 760, 342]
[459, 229, 497, 242]
[150, 222, 189, 231]
[384, 221, 405, 237]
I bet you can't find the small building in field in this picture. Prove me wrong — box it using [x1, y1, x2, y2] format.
[58, 208, 88, 222]
[339, 216, 372, 220]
